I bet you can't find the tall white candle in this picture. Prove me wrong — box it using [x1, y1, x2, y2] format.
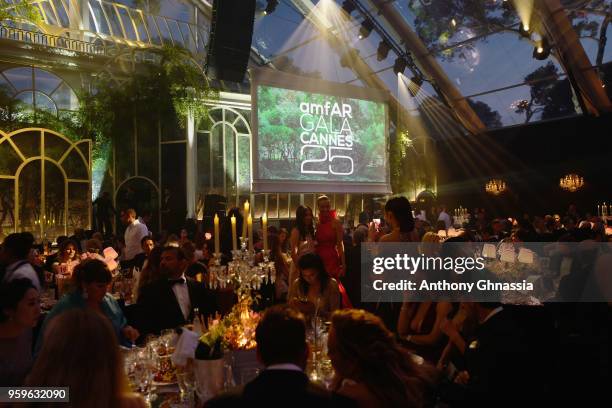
[262, 214, 268, 252]
[213, 214, 220, 254]
[230, 215, 237, 251]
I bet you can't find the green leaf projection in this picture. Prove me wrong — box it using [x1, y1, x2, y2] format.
[257, 85, 387, 183]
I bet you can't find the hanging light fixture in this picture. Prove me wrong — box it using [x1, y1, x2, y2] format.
[358, 18, 374, 39]
[393, 56, 407, 74]
[485, 179, 507, 195]
[560, 174, 584, 192]
[377, 40, 390, 61]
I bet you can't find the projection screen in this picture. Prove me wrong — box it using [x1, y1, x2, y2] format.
[251, 68, 391, 194]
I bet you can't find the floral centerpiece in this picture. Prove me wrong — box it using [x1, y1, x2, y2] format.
[196, 294, 260, 359]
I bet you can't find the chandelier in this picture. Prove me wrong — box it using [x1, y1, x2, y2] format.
[485, 179, 506, 195]
[560, 174, 584, 192]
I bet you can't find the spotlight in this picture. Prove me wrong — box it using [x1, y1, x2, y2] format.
[532, 37, 551, 60]
[341, 0, 356, 15]
[377, 40, 390, 61]
[393, 56, 407, 75]
[358, 19, 374, 40]
[518, 23, 530, 38]
[264, 0, 278, 15]
[408, 75, 423, 97]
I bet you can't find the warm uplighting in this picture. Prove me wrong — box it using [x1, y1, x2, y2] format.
[560, 174, 584, 192]
[485, 179, 507, 195]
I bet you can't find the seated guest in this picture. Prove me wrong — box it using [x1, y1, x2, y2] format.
[328, 309, 437, 408]
[269, 233, 289, 302]
[133, 235, 155, 270]
[137, 246, 216, 335]
[0, 232, 41, 290]
[288, 253, 340, 320]
[182, 241, 208, 281]
[51, 239, 80, 276]
[443, 302, 540, 407]
[26, 309, 146, 408]
[0, 279, 41, 386]
[135, 245, 163, 300]
[36, 259, 139, 351]
[205, 305, 356, 408]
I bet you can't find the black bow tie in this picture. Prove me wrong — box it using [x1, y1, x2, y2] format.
[168, 277, 186, 285]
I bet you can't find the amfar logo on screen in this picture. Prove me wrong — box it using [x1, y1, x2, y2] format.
[298, 101, 354, 176]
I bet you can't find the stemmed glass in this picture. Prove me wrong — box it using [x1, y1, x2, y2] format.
[133, 348, 156, 404]
[176, 368, 196, 406]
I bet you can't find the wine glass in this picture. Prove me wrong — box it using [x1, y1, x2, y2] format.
[133, 351, 156, 403]
[177, 368, 196, 403]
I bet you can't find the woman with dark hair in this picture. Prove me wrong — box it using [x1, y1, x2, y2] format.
[27, 309, 146, 408]
[51, 239, 80, 276]
[289, 205, 317, 285]
[268, 233, 290, 302]
[370, 196, 417, 243]
[0, 278, 40, 386]
[36, 259, 139, 352]
[328, 309, 437, 408]
[136, 245, 163, 300]
[288, 253, 340, 319]
[278, 227, 290, 254]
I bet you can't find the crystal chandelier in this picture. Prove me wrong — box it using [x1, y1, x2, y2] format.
[560, 174, 584, 192]
[485, 179, 506, 195]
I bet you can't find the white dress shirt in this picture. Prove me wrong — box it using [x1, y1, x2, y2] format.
[438, 211, 452, 229]
[171, 274, 191, 321]
[123, 219, 149, 261]
[2, 260, 41, 291]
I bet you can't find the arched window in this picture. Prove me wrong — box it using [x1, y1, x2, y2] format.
[0, 67, 79, 116]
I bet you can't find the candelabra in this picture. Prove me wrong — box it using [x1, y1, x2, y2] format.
[208, 238, 276, 294]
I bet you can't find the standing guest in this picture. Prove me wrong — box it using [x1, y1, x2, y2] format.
[93, 191, 116, 237]
[437, 205, 452, 230]
[36, 259, 139, 351]
[288, 253, 340, 320]
[133, 236, 155, 270]
[328, 309, 437, 408]
[205, 305, 356, 408]
[51, 239, 80, 276]
[0, 279, 41, 386]
[137, 246, 216, 335]
[0, 232, 40, 290]
[315, 196, 346, 280]
[315, 196, 351, 308]
[370, 196, 417, 243]
[342, 227, 368, 309]
[289, 205, 317, 285]
[26, 309, 146, 408]
[121, 208, 149, 269]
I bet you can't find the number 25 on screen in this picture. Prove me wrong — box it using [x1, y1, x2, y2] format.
[300, 145, 354, 176]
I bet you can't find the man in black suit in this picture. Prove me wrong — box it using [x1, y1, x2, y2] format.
[205, 305, 356, 408]
[137, 246, 216, 335]
[444, 302, 544, 408]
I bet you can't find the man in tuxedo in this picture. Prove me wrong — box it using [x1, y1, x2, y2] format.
[444, 302, 544, 407]
[137, 246, 216, 335]
[205, 305, 356, 408]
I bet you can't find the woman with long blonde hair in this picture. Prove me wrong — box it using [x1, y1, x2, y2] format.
[328, 309, 437, 408]
[26, 308, 145, 408]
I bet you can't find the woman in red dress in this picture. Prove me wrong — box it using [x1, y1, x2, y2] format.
[315, 195, 352, 308]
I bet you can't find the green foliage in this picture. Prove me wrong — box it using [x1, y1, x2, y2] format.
[78, 45, 218, 151]
[0, 0, 42, 25]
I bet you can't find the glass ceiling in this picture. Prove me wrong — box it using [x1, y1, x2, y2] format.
[2, 0, 610, 131]
[251, 0, 612, 130]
